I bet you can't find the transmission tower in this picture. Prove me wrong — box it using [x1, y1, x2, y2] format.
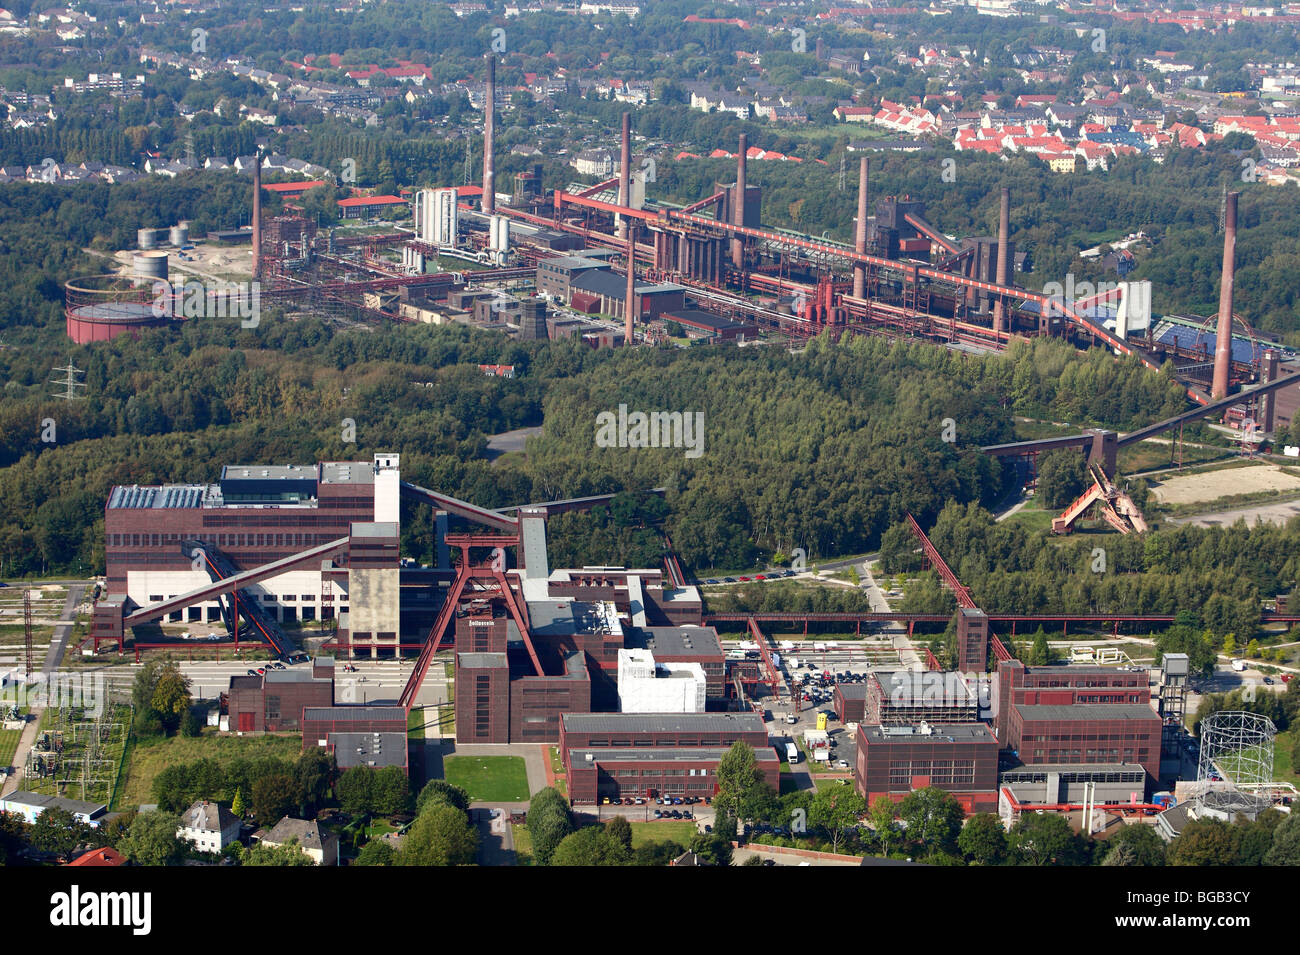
[839, 156, 846, 192]
[49, 361, 86, 401]
[23, 582, 34, 677]
[1218, 182, 1227, 233]
[463, 138, 473, 186]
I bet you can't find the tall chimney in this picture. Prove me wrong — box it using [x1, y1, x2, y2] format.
[1212, 191, 1239, 400]
[618, 112, 631, 239]
[732, 133, 747, 269]
[853, 157, 869, 299]
[482, 54, 496, 216]
[993, 186, 1010, 334]
[251, 152, 262, 280]
[624, 223, 637, 346]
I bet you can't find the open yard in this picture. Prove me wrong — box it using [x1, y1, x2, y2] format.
[117, 731, 303, 809]
[442, 755, 529, 802]
[1150, 463, 1300, 506]
[628, 820, 696, 849]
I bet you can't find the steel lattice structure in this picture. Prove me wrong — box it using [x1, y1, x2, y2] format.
[1197, 710, 1276, 788]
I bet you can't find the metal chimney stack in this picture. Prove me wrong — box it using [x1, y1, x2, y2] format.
[993, 187, 1010, 334]
[624, 224, 637, 346]
[853, 157, 869, 299]
[1212, 191, 1239, 400]
[251, 152, 262, 280]
[482, 55, 496, 216]
[732, 133, 747, 269]
[618, 112, 631, 239]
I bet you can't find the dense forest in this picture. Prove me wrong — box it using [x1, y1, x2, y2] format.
[879, 500, 1295, 640]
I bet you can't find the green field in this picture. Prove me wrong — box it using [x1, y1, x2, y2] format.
[511, 824, 533, 865]
[442, 755, 529, 802]
[0, 727, 22, 768]
[628, 820, 696, 849]
[408, 707, 424, 741]
[117, 732, 304, 809]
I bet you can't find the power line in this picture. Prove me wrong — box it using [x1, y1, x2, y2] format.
[49, 360, 86, 401]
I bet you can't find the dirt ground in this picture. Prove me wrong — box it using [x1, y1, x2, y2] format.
[1149, 463, 1300, 506]
[113, 242, 254, 282]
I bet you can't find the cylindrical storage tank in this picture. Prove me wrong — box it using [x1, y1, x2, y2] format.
[137, 228, 159, 250]
[133, 250, 169, 283]
[169, 224, 189, 247]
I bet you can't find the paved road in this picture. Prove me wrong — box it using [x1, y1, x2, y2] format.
[3, 583, 87, 797]
[471, 807, 516, 866]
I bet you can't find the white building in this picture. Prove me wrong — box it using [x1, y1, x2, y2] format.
[617, 648, 706, 713]
[414, 187, 458, 247]
[177, 799, 242, 852]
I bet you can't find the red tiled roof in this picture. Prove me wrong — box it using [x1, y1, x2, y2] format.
[67, 847, 128, 867]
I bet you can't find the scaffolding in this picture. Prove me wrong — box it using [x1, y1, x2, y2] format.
[1197, 710, 1275, 789]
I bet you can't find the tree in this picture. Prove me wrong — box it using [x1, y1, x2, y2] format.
[416, 780, 471, 815]
[30, 807, 90, 861]
[526, 787, 574, 866]
[957, 812, 1007, 865]
[1037, 448, 1090, 508]
[1264, 812, 1300, 865]
[897, 787, 963, 856]
[231, 787, 246, 819]
[1167, 818, 1236, 866]
[371, 766, 410, 816]
[604, 815, 633, 852]
[336, 766, 376, 816]
[1009, 812, 1082, 866]
[355, 840, 398, 866]
[293, 751, 335, 814]
[150, 665, 194, 734]
[713, 741, 770, 823]
[241, 841, 316, 866]
[809, 784, 866, 854]
[398, 804, 478, 866]
[0, 811, 29, 865]
[1100, 823, 1165, 866]
[117, 811, 183, 866]
[251, 774, 300, 828]
[633, 840, 688, 866]
[869, 797, 899, 857]
[688, 830, 733, 866]
[551, 826, 631, 866]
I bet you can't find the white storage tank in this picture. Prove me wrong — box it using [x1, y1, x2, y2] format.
[132, 250, 169, 283]
[137, 227, 160, 249]
[169, 224, 189, 247]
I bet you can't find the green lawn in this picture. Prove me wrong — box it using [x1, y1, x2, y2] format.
[511, 824, 533, 865]
[548, 746, 567, 796]
[442, 755, 529, 802]
[629, 820, 696, 849]
[0, 728, 22, 768]
[408, 707, 425, 741]
[118, 732, 303, 809]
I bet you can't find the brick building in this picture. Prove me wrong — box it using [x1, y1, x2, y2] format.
[1006, 704, 1162, 779]
[855, 722, 1000, 813]
[560, 712, 778, 805]
[228, 657, 335, 733]
[863, 670, 981, 725]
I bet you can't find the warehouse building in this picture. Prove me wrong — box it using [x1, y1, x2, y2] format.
[864, 670, 982, 726]
[560, 711, 779, 805]
[227, 657, 336, 733]
[855, 722, 1000, 813]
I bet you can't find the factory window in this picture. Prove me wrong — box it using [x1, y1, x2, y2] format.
[301, 595, 315, 602]
[150, 595, 163, 602]
[265, 696, 281, 721]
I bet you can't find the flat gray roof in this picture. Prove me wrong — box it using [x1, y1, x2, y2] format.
[302, 706, 405, 721]
[835, 683, 870, 700]
[331, 732, 407, 769]
[860, 723, 996, 744]
[0, 790, 106, 815]
[458, 652, 508, 669]
[572, 746, 779, 764]
[319, 462, 375, 485]
[1000, 763, 1146, 777]
[1015, 703, 1159, 721]
[625, 625, 721, 657]
[562, 712, 764, 734]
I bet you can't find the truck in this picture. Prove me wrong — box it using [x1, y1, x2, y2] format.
[1232, 659, 1247, 672]
[785, 742, 800, 764]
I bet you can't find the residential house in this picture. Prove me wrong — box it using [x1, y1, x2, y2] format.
[177, 800, 242, 853]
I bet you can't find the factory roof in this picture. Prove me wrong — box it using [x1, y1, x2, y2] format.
[570, 746, 779, 764]
[835, 683, 870, 700]
[860, 723, 996, 744]
[457, 652, 508, 669]
[330, 731, 408, 769]
[107, 484, 209, 510]
[538, 254, 609, 271]
[1015, 703, 1159, 721]
[624, 625, 721, 657]
[302, 706, 406, 722]
[663, 308, 747, 331]
[561, 712, 764, 734]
